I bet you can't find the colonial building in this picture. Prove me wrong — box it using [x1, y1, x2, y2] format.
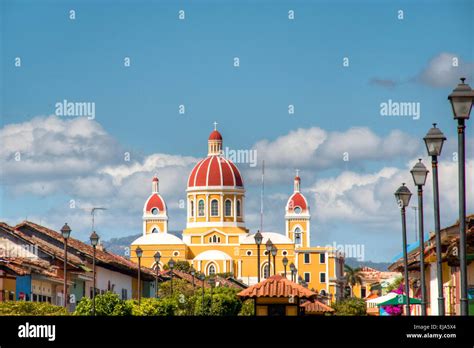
[131, 127, 345, 302]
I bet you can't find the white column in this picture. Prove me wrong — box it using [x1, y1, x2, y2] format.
[233, 195, 237, 222]
[238, 259, 242, 278]
[205, 194, 209, 222]
[220, 193, 224, 222]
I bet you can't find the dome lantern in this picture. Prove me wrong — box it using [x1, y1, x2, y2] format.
[208, 122, 223, 156]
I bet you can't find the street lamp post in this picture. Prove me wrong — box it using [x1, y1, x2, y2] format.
[198, 274, 205, 314]
[154, 252, 161, 298]
[289, 263, 296, 282]
[282, 256, 288, 278]
[271, 245, 278, 275]
[265, 239, 273, 278]
[60, 223, 71, 309]
[395, 183, 413, 316]
[208, 276, 215, 314]
[168, 258, 175, 296]
[411, 159, 429, 316]
[448, 77, 474, 316]
[190, 267, 196, 290]
[135, 246, 143, 305]
[254, 231, 263, 282]
[424, 123, 447, 316]
[89, 231, 99, 316]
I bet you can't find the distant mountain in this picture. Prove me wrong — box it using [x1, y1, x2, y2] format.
[101, 231, 183, 258]
[345, 258, 392, 272]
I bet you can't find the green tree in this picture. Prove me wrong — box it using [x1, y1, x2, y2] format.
[193, 287, 242, 316]
[158, 278, 195, 299]
[384, 276, 403, 293]
[0, 301, 68, 316]
[238, 299, 254, 316]
[74, 292, 132, 316]
[344, 265, 364, 297]
[128, 298, 178, 316]
[331, 297, 367, 316]
[163, 260, 191, 272]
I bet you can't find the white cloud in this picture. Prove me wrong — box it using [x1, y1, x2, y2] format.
[418, 52, 474, 88]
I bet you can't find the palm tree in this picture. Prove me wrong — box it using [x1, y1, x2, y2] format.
[344, 265, 364, 298]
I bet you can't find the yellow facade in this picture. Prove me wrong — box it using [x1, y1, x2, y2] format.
[131, 128, 344, 302]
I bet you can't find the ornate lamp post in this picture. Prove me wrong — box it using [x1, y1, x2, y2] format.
[135, 246, 143, 305]
[411, 159, 429, 316]
[168, 258, 175, 296]
[395, 183, 412, 316]
[289, 263, 296, 282]
[282, 256, 288, 278]
[89, 231, 99, 315]
[271, 245, 278, 276]
[254, 231, 263, 282]
[60, 223, 71, 309]
[208, 276, 216, 314]
[154, 251, 161, 298]
[265, 239, 273, 278]
[448, 77, 474, 316]
[198, 273, 205, 313]
[190, 267, 196, 289]
[424, 123, 447, 316]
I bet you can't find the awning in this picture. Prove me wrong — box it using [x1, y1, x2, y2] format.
[377, 294, 421, 306]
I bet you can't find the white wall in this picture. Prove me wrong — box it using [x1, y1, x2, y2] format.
[86, 266, 133, 300]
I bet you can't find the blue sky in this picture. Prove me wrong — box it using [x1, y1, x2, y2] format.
[1, 0, 473, 262]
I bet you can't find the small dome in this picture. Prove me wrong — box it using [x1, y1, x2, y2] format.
[241, 232, 293, 245]
[131, 233, 184, 245]
[194, 249, 232, 261]
[152, 176, 159, 182]
[287, 192, 308, 212]
[209, 130, 223, 141]
[144, 193, 166, 213]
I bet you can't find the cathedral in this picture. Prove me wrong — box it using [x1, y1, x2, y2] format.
[131, 127, 344, 301]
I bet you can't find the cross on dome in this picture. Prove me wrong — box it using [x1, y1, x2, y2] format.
[213, 121, 218, 130]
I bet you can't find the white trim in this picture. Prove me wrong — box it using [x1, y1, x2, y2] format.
[320, 272, 326, 283]
[303, 252, 311, 264]
[325, 252, 329, 293]
[224, 198, 233, 217]
[204, 261, 219, 275]
[185, 221, 247, 228]
[187, 186, 244, 193]
[192, 158, 207, 187]
[304, 272, 311, 283]
[210, 198, 219, 217]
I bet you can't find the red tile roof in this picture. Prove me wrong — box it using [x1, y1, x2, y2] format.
[12, 221, 157, 280]
[301, 300, 334, 314]
[237, 275, 316, 299]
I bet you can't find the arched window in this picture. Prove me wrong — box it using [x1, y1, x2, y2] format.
[151, 227, 159, 233]
[190, 200, 194, 217]
[151, 208, 159, 215]
[237, 200, 241, 217]
[209, 235, 221, 244]
[294, 227, 301, 245]
[207, 263, 216, 275]
[225, 199, 232, 217]
[263, 263, 271, 279]
[198, 200, 205, 217]
[211, 199, 219, 216]
[294, 206, 301, 214]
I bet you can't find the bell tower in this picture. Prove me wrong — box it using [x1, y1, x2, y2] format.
[285, 171, 310, 248]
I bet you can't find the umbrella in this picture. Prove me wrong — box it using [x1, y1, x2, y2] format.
[377, 294, 421, 306]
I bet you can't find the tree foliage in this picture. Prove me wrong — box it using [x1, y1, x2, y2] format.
[0, 301, 68, 316]
[331, 297, 367, 316]
[74, 292, 132, 316]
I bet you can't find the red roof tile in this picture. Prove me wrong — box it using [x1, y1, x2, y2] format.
[301, 300, 334, 313]
[237, 275, 316, 299]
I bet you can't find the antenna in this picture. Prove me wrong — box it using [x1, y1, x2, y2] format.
[91, 207, 107, 231]
[260, 160, 265, 233]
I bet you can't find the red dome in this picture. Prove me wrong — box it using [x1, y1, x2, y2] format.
[188, 155, 243, 188]
[287, 192, 308, 211]
[152, 176, 159, 182]
[145, 193, 166, 212]
[208, 130, 223, 141]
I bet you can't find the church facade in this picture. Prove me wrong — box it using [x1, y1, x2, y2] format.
[131, 127, 344, 301]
